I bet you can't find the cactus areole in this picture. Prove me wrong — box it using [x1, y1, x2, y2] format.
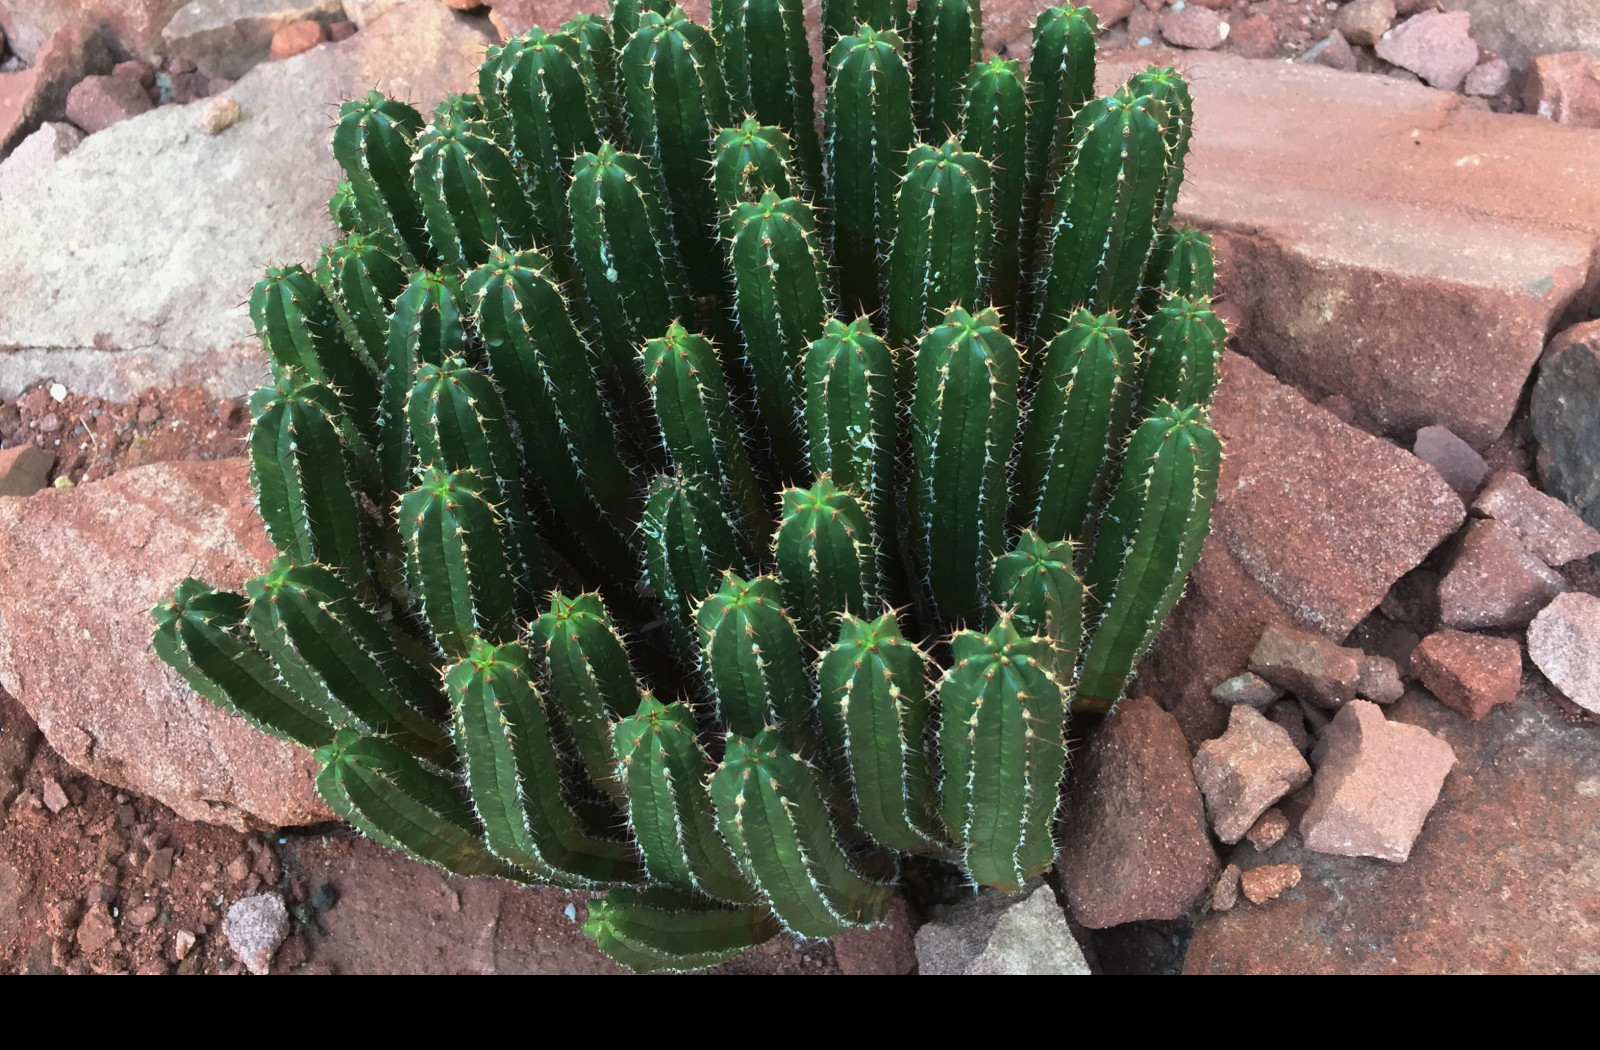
[154, 0, 1224, 972]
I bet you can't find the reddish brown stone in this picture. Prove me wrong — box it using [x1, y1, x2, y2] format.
[1439, 519, 1567, 630]
[1245, 808, 1289, 851]
[1239, 863, 1301, 904]
[65, 75, 154, 134]
[1081, 0, 1133, 29]
[1159, 6, 1226, 49]
[1375, 10, 1477, 91]
[1473, 471, 1600, 567]
[0, 459, 331, 830]
[0, 17, 112, 154]
[269, 19, 325, 61]
[441, 0, 484, 9]
[328, 19, 358, 41]
[1464, 58, 1511, 98]
[1136, 354, 1463, 746]
[1301, 701, 1455, 863]
[1060, 698, 1218, 928]
[1211, 864, 1241, 911]
[1303, 29, 1357, 72]
[1334, 0, 1394, 46]
[0, 445, 55, 497]
[112, 59, 158, 90]
[1223, 14, 1279, 60]
[1410, 629, 1522, 721]
[1524, 51, 1600, 128]
[1249, 622, 1364, 709]
[1414, 425, 1488, 500]
[1192, 705, 1311, 844]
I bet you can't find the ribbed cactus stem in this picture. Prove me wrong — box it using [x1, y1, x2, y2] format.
[568, 142, 691, 407]
[381, 268, 467, 497]
[1078, 404, 1221, 706]
[642, 323, 770, 548]
[530, 590, 645, 808]
[936, 612, 1066, 892]
[712, 119, 796, 240]
[621, 9, 734, 297]
[824, 25, 914, 315]
[315, 730, 512, 879]
[314, 232, 405, 401]
[612, 0, 672, 41]
[1135, 294, 1226, 420]
[885, 139, 993, 357]
[584, 886, 778, 973]
[714, 0, 822, 195]
[1014, 308, 1139, 541]
[329, 180, 360, 233]
[711, 730, 891, 938]
[1146, 224, 1216, 309]
[962, 57, 1028, 329]
[695, 572, 811, 749]
[152, 580, 337, 749]
[612, 695, 752, 901]
[910, 306, 1020, 625]
[251, 265, 379, 435]
[412, 94, 536, 270]
[400, 465, 516, 657]
[988, 530, 1083, 677]
[1021, 5, 1098, 286]
[331, 91, 433, 265]
[444, 639, 643, 885]
[1037, 88, 1167, 338]
[641, 473, 748, 658]
[774, 479, 878, 649]
[727, 191, 829, 480]
[910, 0, 980, 139]
[561, 13, 623, 136]
[804, 318, 897, 558]
[821, 0, 909, 52]
[814, 613, 935, 850]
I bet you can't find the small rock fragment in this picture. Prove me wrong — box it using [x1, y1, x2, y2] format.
[915, 880, 1089, 975]
[226, 853, 251, 883]
[1357, 653, 1404, 704]
[172, 929, 197, 961]
[270, 19, 326, 61]
[75, 903, 117, 954]
[195, 95, 241, 135]
[1240, 863, 1301, 904]
[1439, 519, 1567, 629]
[1526, 592, 1600, 714]
[1523, 51, 1600, 129]
[1463, 58, 1511, 98]
[1192, 705, 1312, 844]
[1224, 14, 1278, 59]
[223, 893, 290, 976]
[1248, 623, 1363, 709]
[328, 20, 358, 41]
[40, 777, 70, 813]
[143, 847, 175, 883]
[1472, 471, 1600, 567]
[1410, 629, 1521, 721]
[46, 899, 82, 935]
[1158, 6, 1227, 50]
[65, 74, 154, 134]
[1212, 864, 1241, 911]
[1414, 425, 1487, 500]
[1301, 700, 1455, 863]
[1334, 0, 1394, 46]
[124, 901, 160, 926]
[1375, 10, 1479, 91]
[112, 60, 157, 89]
[1211, 672, 1282, 709]
[1245, 808, 1290, 851]
[1302, 30, 1357, 72]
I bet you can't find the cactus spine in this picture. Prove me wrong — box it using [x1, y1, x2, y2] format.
[962, 57, 1028, 330]
[641, 473, 748, 657]
[332, 92, 433, 265]
[774, 478, 878, 648]
[695, 572, 811, 749]
[885, 139, 993, 356]
[713, 0, 822, 194]
[910, 0, 981, 139]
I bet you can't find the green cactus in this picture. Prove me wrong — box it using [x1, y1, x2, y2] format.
[159, 3, 1225, 973]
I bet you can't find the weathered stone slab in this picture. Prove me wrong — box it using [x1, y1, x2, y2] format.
[0, 0, 493, 402]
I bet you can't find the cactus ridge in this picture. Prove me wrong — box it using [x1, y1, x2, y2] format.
[157, 4, 1228, 973]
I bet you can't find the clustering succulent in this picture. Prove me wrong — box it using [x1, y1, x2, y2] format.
[152, 0, 1225, 972]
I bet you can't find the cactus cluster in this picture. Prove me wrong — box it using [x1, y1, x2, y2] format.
[153, 0, 1226, 972]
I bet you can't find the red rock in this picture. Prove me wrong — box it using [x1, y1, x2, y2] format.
[1159, 6, 1226, 50]
[0, 0, 186, 67]
[0, 17, 112, 154]
[1414, 425, 1488, 500]
[1126, 6, 1159, 45]
[1239, 863, 1300, 904]
[441, 0, 484, 9]
[1135, 354, 1463, 746]
[1472, 471, 1600, 567]
[1463, 57, 1510, 98]
[0, 459, 332, 830]
[269, 19, 325, 61]
[112, 59, 158, 90]
[65, 75, 155, 134]
[1334, 0, 1394, 46]
[1375, 11, 1478, 91]
[1223, 13, 1277, 59]
[0, 445, 54, 497]
[1410, 629, 1522, 721]
[1301, 700, 1455, 863]
[1438, 519, 1567, 630]
[1249, 622, 1364, 709]
[1192, 705, 1311, 844]
[1303, 29, 1357, 72]
[1245, 808, 1289, 850]
[328, 19, 357, 41]
[830, 895, 918, 975]
[1081, 0, 1134, 29]
[1211, 864, 1241, 911]
[1523, 51, 1600, 128]
[1527, 592, 1600, 715]
[75, 903, 117, 954]
[1060, 698, 1218, 928]
[1356, 653, 1404, 704]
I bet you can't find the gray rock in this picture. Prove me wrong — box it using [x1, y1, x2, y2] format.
[1463, 58, 1511, 98]
[162, 0, 344, 80]
[223, 892, 289, 975]
[1442, 0, 1600, 72]
[1357, 653, 1404, 704]
[1301, 30, 1357, 72]
[914, 880, 1089, 975]
[1211, 672, 1282, 709]
[1374, 10, 1479, 92]
[1413, 424, 1487, 500]
[1527, 592, 1600, 715]
[0, 0, 492, 402]
[0, 121, 83, 198]
[1533, 322, 1600, 541]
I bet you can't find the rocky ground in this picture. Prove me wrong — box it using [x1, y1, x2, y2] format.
[1, 0, 1598, 974]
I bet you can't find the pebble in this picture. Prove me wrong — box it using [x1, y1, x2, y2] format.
[270, 20, 326, 61]
[223, 893, 290, 976]
[1240, 863, 1302, 904]
[1410, 629, 1522, 721]
[1463, 58, 1511, 98]
[1526, 593, 1600, 715]
[1212, 864, 1242, 911]
[195, 96, 241, 136]
[124, 901, 160, 926]
[172, 929, 197, 961]
[64, 75, 154, 135]
[40, 777, 70, 813]
[1357, 653, 1404, 704]
[1413, 425, 1487, 500]
[1159, 6, 1228, 49]
[75, 903, 117, 954]
[1333, 0, 1394, 46]
[1245, 808, 1290, 851]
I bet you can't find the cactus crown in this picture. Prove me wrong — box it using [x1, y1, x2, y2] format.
[153, 0, 1226, 972]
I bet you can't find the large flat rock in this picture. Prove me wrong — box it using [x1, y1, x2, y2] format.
[1103, 50, 1600, 449]
[1135, 353, 1464, 747]
[1183, 685, 1600, 973]
[0, 458, 332, 830]
[0, 0, 493, 403]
